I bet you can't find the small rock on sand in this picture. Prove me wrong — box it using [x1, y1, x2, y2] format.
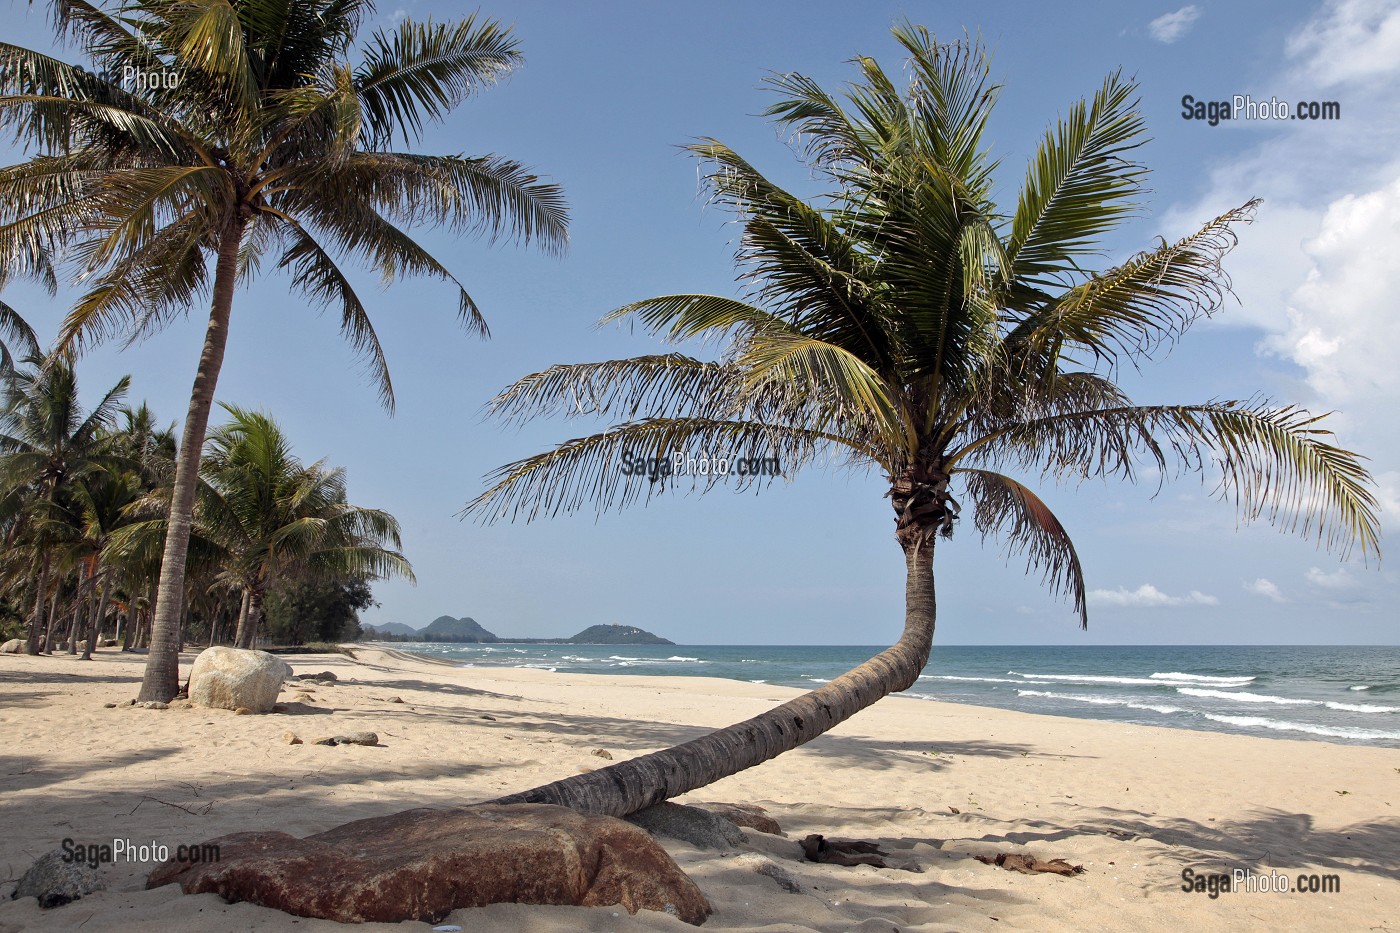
[312, 732, 378, 747]
[480, 713, 497, 721]
[234, 707, 252, 715]
[590, 748, 614, 760]
[388, 696, 404, 703]
[337, 732, 378, 746]
[14, 849, 104, 908]
[282, 732, 302, 745]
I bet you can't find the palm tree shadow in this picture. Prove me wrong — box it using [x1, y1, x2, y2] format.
[1083, 807, 1400, 882]
[0, 748, 185, 794]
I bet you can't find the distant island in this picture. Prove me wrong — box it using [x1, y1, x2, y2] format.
[362, 617, 674, 646]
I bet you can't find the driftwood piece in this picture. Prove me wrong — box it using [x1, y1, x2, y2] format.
[800, 834, 889, 868]
[974, 852, 1085, 876]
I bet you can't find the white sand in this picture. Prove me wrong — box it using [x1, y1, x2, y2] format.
[0, 645, 1395, 932]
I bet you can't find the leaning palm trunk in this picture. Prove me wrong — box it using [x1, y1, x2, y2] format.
[493, 544, 935, 816]
[139, 220, 245, 701]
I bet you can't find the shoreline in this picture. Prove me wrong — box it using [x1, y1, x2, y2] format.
[2, 645, 1395, 931]
[377, 641, 1400, 750]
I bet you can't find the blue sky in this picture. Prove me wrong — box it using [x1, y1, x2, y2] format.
[3, 1, 1397, 645]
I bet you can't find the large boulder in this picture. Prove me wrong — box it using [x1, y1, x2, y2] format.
[188, 647, 293, 714]
[1, 638, 24, 654]
[13, 849, 104, 908]
[147, 803, 711, 925]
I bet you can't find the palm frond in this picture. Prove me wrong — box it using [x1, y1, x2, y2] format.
[272, 215, 394, 410]
[956, 399, 1381, 560]
[0, 298, 40, 374]
[1007, 70, 1147, 285]
[485, 354, 743, 425]
[1009, 200, 1259, 370]
[355, 14, 520, 147]
[465, 417, 851, 523]
[959, 468, 1087, 627]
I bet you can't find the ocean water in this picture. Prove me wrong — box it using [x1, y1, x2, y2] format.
[389, 643, 1400, 748]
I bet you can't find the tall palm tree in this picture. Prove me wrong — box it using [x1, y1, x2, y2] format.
[0, 359, 129, 653]
[195, 404, 412, 648]
[465, 27, 1380, 817]
[0, 0, 567, 699]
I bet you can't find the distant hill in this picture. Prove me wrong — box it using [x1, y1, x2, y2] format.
[360, 617, 670, 645]
[419, 615, 499, 643]
[568, 624, 673, 645]
[363, 622, 419, 637]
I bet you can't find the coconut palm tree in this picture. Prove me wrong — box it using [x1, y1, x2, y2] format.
[0, 0, 567, 699]
[195, 404, 412, 647]
[0, 358, 129, 653]
[465, 26, 1380, 817]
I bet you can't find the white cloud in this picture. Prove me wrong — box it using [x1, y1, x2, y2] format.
[1262, 177, 1400, 407]
[1286, 0, 1400, 87]
[1306, 565, 1359, 589]
[1087, 584, 1219, 607]
[1148, 6, 1203, 43]
[1244, 578, 1288, 602]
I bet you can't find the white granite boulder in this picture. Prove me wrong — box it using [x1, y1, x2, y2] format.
[189, 647, 293, 714]
[1, 638, 25, 653]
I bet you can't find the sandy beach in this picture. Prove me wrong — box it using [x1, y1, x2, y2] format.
[1, 645, 1395, 932]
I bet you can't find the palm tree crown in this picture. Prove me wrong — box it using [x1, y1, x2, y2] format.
[0, 0, 567, 399]
[470, 26, 1378, 629]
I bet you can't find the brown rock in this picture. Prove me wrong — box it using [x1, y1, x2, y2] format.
[387, 696, 405, 704]
[282, 732, 302, 745]
[697, 802, 783, 836]
[146, 803, 711, 925]
[590, 748, 613, 760]
[334, 732, 378, 746]
[234, 707, 252, 715]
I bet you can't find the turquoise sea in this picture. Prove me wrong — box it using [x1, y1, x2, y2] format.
[389, 643, 1400, 748]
